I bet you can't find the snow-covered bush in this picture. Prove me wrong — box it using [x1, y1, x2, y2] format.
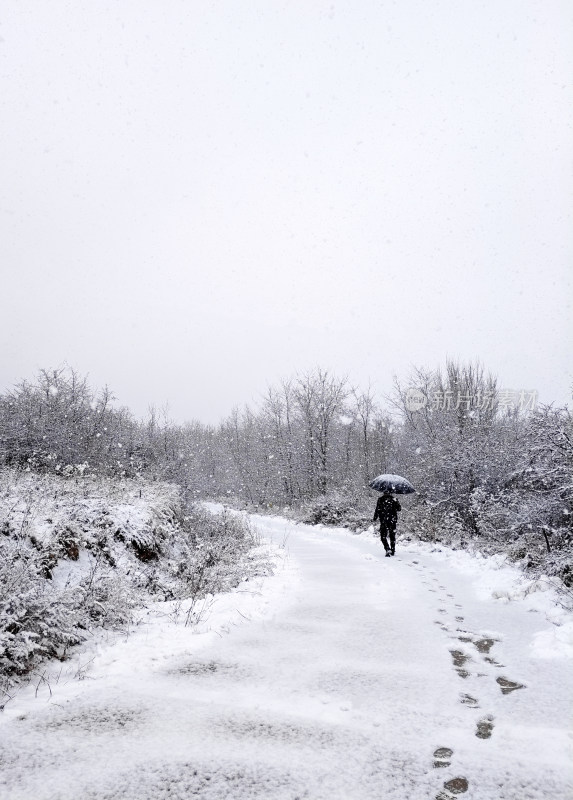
[299, 490, 371, 531]
[0, 470, 269, 697]
[399, 501, 446, 543]
[0, 538, 83, 677]
[0, 535, 134, 682]
[164, 506, 271, 600]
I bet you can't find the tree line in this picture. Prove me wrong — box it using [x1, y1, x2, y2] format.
[0, 364, 571, 583]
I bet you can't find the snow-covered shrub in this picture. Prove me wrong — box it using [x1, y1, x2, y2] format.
[163, 506, 269, 600]
[0, 470, 270, 695]
[0, 536, 124, 680]
[299, 490, 371, 531]
[399, 501, 444, 543]
[468, 488, 517, 541]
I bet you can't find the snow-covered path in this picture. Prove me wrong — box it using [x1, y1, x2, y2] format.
[1, 515, 572, 800]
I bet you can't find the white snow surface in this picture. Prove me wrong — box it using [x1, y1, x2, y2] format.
[1, 513, 572, 800]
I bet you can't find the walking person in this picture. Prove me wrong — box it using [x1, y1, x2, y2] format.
[373, 491, 401, 556]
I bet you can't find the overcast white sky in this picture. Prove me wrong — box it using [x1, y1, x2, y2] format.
[1, 1, 571, 423]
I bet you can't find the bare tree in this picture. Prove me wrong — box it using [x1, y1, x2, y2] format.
[350, 384, 378, 483]
[293, 369, 348, 495]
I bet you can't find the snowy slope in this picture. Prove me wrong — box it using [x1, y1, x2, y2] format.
[0, 514, 571, 800]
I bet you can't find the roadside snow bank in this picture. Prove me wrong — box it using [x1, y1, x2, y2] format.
[531, 621, 573, 658]
[0, 533, 295, 725]
[0, 471, 274, 696]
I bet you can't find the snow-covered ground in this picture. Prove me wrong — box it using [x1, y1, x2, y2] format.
[1, 514, 572, 800]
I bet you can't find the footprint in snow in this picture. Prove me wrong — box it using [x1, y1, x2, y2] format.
[436, 776, 469, 797]
[432, 747, 453, 768]
[457, 635, 499, 657]
[497, 676, 525, 694]
[476, 715, 495, 739]
[474, 638, 497, 654]
[459, 693, 479, 708]
[449, 650, 472, 679]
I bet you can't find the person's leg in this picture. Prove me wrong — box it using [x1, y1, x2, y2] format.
[380, 526, 390, 554]
[389, 529, 396, 555]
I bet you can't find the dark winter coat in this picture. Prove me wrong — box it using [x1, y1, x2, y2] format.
[373, 495, 401, 530]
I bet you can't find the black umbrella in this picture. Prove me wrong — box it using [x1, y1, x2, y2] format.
[369, 473, 415, 494]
